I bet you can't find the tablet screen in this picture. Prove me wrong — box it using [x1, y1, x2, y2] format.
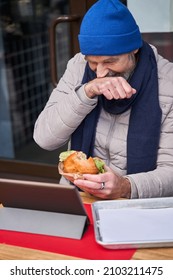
[0, 178, 87, 216]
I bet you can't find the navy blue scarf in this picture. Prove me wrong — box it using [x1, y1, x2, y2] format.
[71, 41, 162, 174]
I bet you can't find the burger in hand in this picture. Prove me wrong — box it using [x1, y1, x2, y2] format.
[58, 150, 105, 182]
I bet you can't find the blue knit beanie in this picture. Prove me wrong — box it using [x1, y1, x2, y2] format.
[78, 0, 142, 55]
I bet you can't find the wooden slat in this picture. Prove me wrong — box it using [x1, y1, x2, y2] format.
[0, 159, 60, 183]
[132, 247, 173, 260]
[0, 244, 81, 260]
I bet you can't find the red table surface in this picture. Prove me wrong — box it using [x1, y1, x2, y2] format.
[0, 204, 136, 260]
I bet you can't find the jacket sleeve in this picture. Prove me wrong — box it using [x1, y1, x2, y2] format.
[128, 53, 173, 198]
[33, 53, 98, 150]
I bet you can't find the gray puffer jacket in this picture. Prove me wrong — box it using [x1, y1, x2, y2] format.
[33, 45, 173, 199]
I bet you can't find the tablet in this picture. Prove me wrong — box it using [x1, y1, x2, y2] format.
[0, 178, 87, 216]
[0, 178, 88, 239]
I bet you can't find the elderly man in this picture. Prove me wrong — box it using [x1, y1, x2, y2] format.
[33, 0, 173, 199]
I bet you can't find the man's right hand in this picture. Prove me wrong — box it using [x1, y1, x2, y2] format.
[84, 76, 136, 100]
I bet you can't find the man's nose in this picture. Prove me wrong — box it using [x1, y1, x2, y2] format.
[96, 63, 109, 78]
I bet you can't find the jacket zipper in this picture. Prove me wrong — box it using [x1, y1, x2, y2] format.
[105, 115, 117, 166]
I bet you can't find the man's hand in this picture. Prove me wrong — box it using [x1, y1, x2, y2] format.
[73, 165, 131, 199]
[84, 76, 136, 100]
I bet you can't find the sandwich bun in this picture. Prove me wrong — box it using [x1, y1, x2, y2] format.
[58, 150, 105, 182]
[63, 151, 99, 174]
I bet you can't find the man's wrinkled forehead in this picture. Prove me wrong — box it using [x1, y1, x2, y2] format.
[85, 55, 122, 63]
